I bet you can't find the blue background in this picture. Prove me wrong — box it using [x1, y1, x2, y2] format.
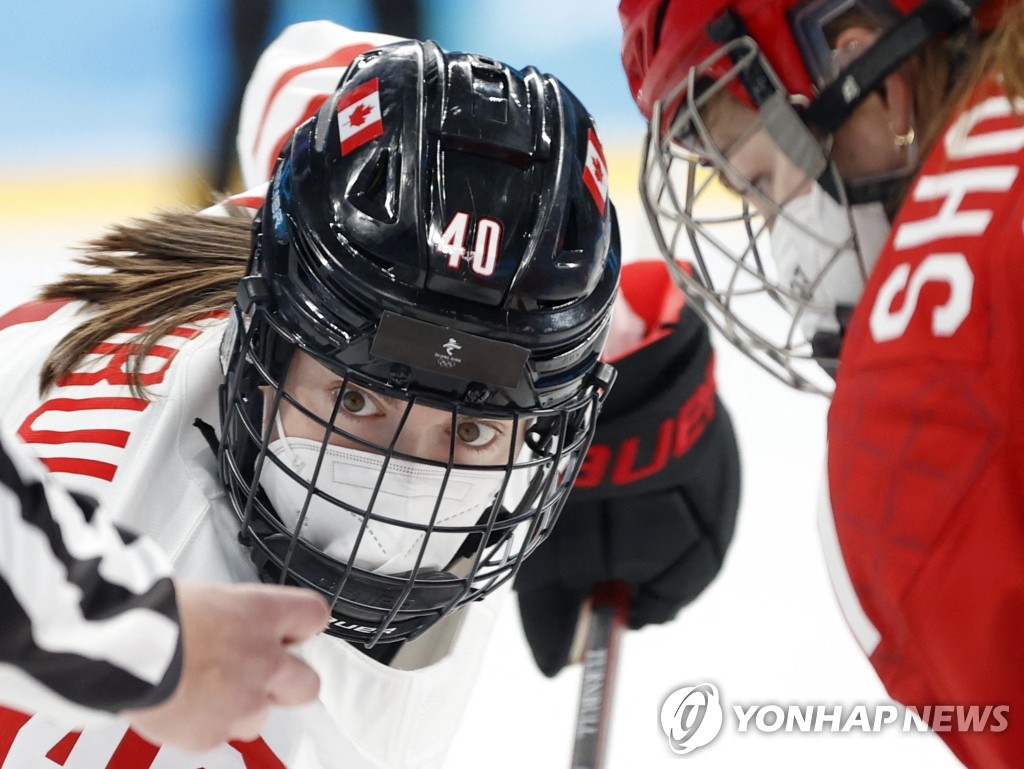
[0, 0, 644, 176]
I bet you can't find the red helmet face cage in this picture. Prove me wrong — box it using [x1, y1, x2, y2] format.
[620, 0, 920, 119]
[620, 0, 934, 392]
[639, 38, 862, 394]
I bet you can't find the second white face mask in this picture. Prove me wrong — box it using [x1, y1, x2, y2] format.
[260, 436, 533, 575]
[769, 182, 890, 341]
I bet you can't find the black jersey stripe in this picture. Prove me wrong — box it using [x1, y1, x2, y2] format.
[0, 432, 182, 711]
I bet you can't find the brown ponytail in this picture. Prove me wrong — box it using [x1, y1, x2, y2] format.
[38, 209, 253, 397]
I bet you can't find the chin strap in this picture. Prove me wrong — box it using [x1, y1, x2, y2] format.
[805, 0, 981, 136]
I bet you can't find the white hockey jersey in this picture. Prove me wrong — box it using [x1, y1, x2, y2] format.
[0, 300, 502, 769]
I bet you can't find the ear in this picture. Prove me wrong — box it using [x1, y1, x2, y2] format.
[879, 69, 914, 137]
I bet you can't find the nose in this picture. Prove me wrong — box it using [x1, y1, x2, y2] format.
[390, 405, 451, 464]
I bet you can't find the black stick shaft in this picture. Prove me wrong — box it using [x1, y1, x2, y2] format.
[570, 581, 630, 769]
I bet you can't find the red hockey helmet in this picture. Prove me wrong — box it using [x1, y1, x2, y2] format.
[619, 0, 1000, 394]
[621, 0, 1000, 134]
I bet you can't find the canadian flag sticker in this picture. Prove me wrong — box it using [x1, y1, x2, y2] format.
[582, 128, 609, 215]
[337, 77, 384, 155]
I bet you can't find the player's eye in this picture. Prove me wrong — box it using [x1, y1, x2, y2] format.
[339, 386, 381, 417]
[455, 420, 497, 448]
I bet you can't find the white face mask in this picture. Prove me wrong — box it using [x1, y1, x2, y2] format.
[259, 435, 534, 575]
[769, 182, 890, 341]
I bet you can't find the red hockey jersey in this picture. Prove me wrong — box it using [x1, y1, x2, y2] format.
[827, 74, 1024, 768]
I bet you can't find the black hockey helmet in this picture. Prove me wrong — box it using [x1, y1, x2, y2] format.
[219, 39, 619, 645]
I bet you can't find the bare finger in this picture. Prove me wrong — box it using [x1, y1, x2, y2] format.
[265, 651, 322, 707]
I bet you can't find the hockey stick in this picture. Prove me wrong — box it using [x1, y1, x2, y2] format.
[569, 580, 630, 769]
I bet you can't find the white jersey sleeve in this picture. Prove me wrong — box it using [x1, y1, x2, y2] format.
[238, 21, 403, 189]
[0, 424, 181, 722]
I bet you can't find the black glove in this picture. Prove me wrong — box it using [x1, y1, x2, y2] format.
[514, 289, 741, 677]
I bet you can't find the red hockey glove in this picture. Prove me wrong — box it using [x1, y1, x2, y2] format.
[514, 261, 740, 677]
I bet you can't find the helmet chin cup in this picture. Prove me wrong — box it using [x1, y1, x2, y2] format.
[254, 533, 464, 644]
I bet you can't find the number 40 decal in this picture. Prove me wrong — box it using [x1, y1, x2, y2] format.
[438, 212, 503, 277]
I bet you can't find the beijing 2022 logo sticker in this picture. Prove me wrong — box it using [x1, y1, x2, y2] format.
[659, 683, 724, 755]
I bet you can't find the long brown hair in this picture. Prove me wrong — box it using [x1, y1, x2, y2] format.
[912, 4, 1024, 169]
[38, 209, 253, 396]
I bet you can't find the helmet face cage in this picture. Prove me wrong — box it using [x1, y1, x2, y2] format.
[217, 39, 619, 645]
[220, 304, 604, 645]
[639, 36, 881, 395]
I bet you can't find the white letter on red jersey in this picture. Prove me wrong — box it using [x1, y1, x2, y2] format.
[893, 167, 1017, 251]
[869, 254, 974, 343]
[945, 95, 1024, 160]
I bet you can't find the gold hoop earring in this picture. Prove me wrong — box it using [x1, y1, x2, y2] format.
[892, 126, 915, 148]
